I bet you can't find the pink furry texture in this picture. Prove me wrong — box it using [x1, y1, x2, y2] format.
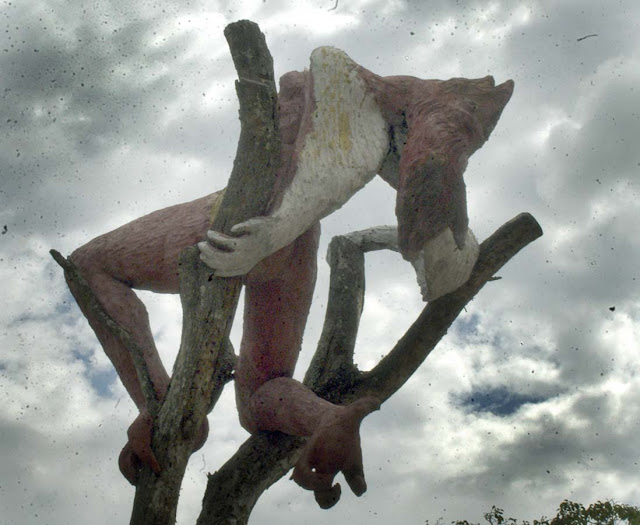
[358, 69, 513, 257]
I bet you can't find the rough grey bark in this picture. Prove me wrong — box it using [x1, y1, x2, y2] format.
[125, 20, 281, 525]
[197, 213, 543, 524]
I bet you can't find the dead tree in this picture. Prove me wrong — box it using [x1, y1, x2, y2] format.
[51, 20, 543, 525]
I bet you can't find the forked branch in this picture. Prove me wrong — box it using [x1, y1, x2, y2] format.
[197, 213, 543, 524]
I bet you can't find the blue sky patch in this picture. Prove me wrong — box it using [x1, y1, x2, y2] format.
[456, 386, 547, 417]
[454, 312, 481, 337]
[88, 367, 118, 398]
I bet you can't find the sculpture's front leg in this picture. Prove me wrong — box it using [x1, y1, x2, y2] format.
[198, 216, 284, 277]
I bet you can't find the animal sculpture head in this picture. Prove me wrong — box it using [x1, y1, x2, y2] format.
[394, 75, 514, 259]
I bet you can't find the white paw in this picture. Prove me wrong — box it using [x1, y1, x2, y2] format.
[411, 228, 479, 301]
[198, 217, 277, 277]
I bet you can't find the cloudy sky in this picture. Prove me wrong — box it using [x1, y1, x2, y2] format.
[2, 0, 639, 523]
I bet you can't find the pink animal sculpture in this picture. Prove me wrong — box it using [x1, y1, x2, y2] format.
[65, 47, 513, 509]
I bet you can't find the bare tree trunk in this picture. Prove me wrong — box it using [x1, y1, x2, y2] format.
[50, 20, 282, 524]
[125, 20, 281, 525]
[197, 213, 543, 524]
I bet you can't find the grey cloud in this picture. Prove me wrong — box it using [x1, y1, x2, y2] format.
[502, 0, 640, 103]
[1, 16, 176, 151]
[454, 385, 640, 495]
[0, 415, 138, 525]
[0, 3, 238, 240]
[541, 82, 640, 211]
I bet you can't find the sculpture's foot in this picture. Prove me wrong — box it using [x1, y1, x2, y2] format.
[291, 396, 380, 508]
[118, 412, 209, 485]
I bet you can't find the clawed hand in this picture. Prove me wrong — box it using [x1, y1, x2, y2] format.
[198, 216, 279, 277]
[291, 397, 380, 509]
[409, 227, 479, 302]
[118, 410, 209, 485]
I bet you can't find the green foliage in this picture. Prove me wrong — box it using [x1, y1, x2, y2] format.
[426, 500, 640, 525]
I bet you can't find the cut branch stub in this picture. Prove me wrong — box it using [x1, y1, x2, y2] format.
[304, 235, 365, 392]
[213, 21, 280, 234]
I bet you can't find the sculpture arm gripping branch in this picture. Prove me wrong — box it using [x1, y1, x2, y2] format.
[199, 47, 389, 277]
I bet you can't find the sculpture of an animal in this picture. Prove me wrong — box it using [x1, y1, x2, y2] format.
[65, 47, 513, 508]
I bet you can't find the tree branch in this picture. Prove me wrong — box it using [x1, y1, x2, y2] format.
[197, 212, 542, 524]
[49, 249, 161, 416]
[197, 432, 306, 525]
[352, 213, 543, 402]
[303, 235, 365, 391]
[129, 20, 281, 525]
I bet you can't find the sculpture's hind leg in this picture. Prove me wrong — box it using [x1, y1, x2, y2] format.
[65, 191, 222, 483]
[236, 223, 380, 507]
[234, 223, 321, 428]
[67, 192, 221, 405]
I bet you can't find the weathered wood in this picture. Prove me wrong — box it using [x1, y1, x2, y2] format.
[197, 433, 306, 525]
[303, 235, 365, 392]
[197, 213, 542, 524]
[129, 20, 281, 525]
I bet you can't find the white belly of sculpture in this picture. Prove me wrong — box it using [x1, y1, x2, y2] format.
[272, 46, 389, 242]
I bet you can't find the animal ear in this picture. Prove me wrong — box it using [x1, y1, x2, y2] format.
[439, 76, 514, 147]
[473, 78, 515, 143]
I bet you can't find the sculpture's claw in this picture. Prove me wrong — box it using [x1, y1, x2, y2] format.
[230, 217, 264, 236]
[198, 241, 254, 277]
[206, 230, 240, 250]
[119, 411, 162, 485]
[119, 442, 143, 485]
[291, 463, 336, 492]
[343, 465, 367, 496]
[198, 241, 218, 262]
[118, 412, 209, 485]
